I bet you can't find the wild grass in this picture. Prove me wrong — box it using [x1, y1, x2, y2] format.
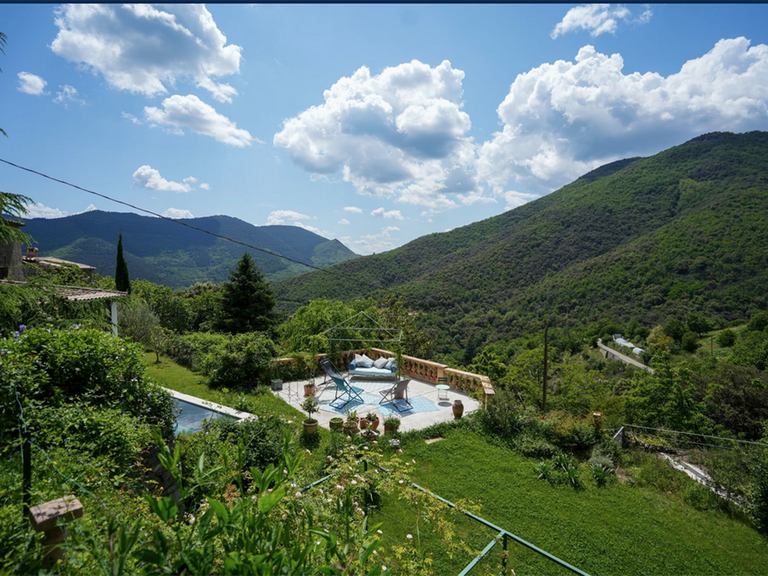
[377, 429, 768, 576]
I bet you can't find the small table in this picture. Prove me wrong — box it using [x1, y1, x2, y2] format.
[436, 384, 450, 401]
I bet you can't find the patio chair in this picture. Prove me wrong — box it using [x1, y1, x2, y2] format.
[379, 379, 412, 412]
[321, 359, 365, 409]
[328, 374, 365, 410]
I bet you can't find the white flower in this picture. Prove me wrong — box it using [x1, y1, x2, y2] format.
[406, 534, 413, 540]
[377, 529, 383, 534]
[282, 513, 287, 521]
[382, 566, 387, 571]
[399, 480, 404, 484]
[295, 491, 302, 498]
[351, 480, 358, 485]
[306, 449, 312, 455]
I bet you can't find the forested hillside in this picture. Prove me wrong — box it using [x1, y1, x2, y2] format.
[21, 211, 358, 288]
[276, 131, 768, 355]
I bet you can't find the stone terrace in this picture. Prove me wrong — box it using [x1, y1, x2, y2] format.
[270, 348, 492, 432]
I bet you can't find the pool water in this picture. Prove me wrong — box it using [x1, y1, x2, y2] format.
[174, 398, 236, 434]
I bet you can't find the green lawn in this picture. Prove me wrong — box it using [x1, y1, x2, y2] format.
[379, 430, 768, 576]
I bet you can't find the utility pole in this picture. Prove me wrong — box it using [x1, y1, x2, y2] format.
[543, 324, 548, 413]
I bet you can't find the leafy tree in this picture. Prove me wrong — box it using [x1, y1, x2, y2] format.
[663, 318, 686, 342]
[747, 310, 768, 333]
[179, 281, 222, 331]
[686, 312, 710, 336]
[217, 252, 276, 334]
[115, 231, 131, 293]
[0, 191, 32, 245]
[377, 293, 433, 358]
[716, 329, 736, 348]
[118, 297, 168, 362]
[681, 331, 700, 353]
[131, 279, 191, 333]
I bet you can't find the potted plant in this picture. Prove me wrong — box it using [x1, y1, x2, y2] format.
[361, 428, 378, 441]
[329, 417, 344, 432]
[303, 381, 316, 397]
[343, 409, 359, 435]
[301, 395, 319, 435]
[383, 415, 400, 435]
[365, 412, 380, 430]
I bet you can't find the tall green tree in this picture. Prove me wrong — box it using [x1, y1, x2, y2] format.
[217, 252, 276, 334]
[115, 232, 131, 293]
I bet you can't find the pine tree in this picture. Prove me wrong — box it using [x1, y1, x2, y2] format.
[217, 252, 276, 334]
[115, 232, 131, 293]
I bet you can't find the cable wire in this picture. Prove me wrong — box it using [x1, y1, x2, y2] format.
[0, 157, 326, 273]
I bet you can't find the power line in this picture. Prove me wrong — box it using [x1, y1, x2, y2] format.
[0, 157, 327, 273]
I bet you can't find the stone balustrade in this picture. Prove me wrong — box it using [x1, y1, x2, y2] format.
[272, 347, 495, 404]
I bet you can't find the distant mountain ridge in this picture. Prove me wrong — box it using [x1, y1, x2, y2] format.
[21, 211, 358, 288]
[275, 131, 768, 356]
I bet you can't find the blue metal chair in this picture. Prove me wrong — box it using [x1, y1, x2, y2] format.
[379, 379, 412, 412]
[321, 358, 364, 409]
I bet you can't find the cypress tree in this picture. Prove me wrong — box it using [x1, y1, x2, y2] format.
[115, 232, 131, 293]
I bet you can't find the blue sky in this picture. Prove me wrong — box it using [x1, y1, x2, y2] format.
[2, 4, 768, 255]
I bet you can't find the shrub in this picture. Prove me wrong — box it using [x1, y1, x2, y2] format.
[168, 332, 229, 371]
[203, 332, 276, 390]
[534, 459, 555, 482]
[591, 463, 613, 487]
[481, 390, 531, 438]
[4, 327, 175, 435]
[716, 329, 736, 348]
[681, 331, 700, 353]
[541, 411, 598, 452]
[516, 434, 560, 459]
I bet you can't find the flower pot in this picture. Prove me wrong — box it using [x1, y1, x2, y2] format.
[368, 417, 380, 431]
[329, 418, 344, 432]
[271, 379, 283, 391]
[304, 385, 315, 397]
[384, 423, 399, 435]
[343, 420, 359, 435]
[359, 418, 369, 430]
[452, 399, 464, 419]
[361, 429, 379, 441]
[303, 419, 318, 435]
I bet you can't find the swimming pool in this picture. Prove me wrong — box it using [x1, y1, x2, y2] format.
[174, 398, 237, 434]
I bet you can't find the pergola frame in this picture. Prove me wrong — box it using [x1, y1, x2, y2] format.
[322, 311, 402, 347]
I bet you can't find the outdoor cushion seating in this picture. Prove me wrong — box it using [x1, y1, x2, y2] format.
[379, 379, 412, 412]
[349, 357, 397, 379]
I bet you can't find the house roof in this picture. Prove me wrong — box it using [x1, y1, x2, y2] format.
[0, 280, 126, 301]
[23, 256, 96, 272]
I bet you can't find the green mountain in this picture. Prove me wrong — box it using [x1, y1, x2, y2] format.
[21, 211, 358, 288]
[276, 131, 768, 355]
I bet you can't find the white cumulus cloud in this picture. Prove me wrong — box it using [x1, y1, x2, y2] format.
[53, 85, 84, 107]
[17, 72, 48, 95]
[338, 218, 350, 225]
[551, 4, 650, 39]
[51, 4, 242, 103]
[478, 38, 768, 198]
[121, 111, 142, 125]
[25, 203, 68, 219]
[162, 208, 194, 219]
[144, 94, 255, 147]
[274, 59, 481, 210]
[199, 182, 211, 190]
[266, 210, 313, 225]
[371, 207, 405, 220]
[133, 165, 193, 193]
[343, 206, 363, 214]
[344, 226, 400, 255]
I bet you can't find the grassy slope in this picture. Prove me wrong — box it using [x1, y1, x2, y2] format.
[390, 430, 768, 576]
[276, 132, 768, 355]
[142, 352, 302, 420]
[142, 353, 768, 574]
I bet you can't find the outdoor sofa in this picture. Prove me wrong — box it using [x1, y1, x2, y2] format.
[348, 353, 397, 379]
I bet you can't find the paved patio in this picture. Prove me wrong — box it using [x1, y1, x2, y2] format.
[272, 375, 481, 432]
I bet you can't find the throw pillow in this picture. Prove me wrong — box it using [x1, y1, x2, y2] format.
[373, 357, 389, 369]
[358, 354, 375, 368]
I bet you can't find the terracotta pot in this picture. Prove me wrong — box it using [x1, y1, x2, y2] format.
[452, 399, 464, 419]
[359, 418, 369, 430]
[368, 417, 380, 430]
[304, 385, 315, 397]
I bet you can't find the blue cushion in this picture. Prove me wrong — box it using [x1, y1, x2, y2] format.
[349, 359, 357, 370]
